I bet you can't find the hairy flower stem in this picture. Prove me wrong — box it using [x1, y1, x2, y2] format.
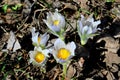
[59, 35, 65, 41]
[62, 63, 67, 79]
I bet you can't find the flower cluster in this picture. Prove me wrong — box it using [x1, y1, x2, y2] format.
[29, 27, 50, 67]
[28, 9, 101, 78]
[29, 27, 76, 67]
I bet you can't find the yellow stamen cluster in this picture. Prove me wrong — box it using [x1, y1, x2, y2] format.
[53, 20, 59, 26]
[38, 37, 41, 44]
[35, 52, 45, 63]
[57, 48, 70, 60]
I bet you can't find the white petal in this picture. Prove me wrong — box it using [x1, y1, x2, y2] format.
[43, 19, 53, 30]
[92, 20, 101, 28]
[52, 50, 59, 62]
[36, 47, 42, 52]
[50, 25, 61, 32]
[29, 51, 35, 59]
[80, 15, 86, 23]
[87, 27, 92, 34]
[54, 12, 65, 28]
[52, 12, 64, 31]
[46, 12, 53, 24]
[43, 12, 54, 31]
[82, 26, 89, 34]
[78, 20, 83, 32]
[66, 41, 76, 56]
[59, 15, 65, 28]
[32, 34, 39, 45]
[54, 38, 66, 50]
[42, 49, 49, 57]
[30, 27, 36, 36]
[77, 21, 82, 36]
[30, 27, 39, 45]
[40, 33, 49, 46]
[43, 19, 60, 32]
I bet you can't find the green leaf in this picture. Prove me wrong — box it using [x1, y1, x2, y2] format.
[2, 4, 8, 13]
[12, 5, 18, 11]
[11, 4, 22, 11]
[1, 64, 6, 72]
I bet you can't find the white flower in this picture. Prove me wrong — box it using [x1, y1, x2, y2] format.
[29, 47, 49, 66]
[43, 9, 65, 37]
[51, 38, 76, 64]
[77, 14, 101, 45]
[31, 27, 49, 47]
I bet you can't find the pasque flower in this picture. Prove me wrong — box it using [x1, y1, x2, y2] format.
[43, 9, 65, 40]
[51, 38, 76, 78]
[51, 38, 76, 64]
[77, 14, 101, 45]
[31, 27, 49, 48]
[29, 47, 49, 66]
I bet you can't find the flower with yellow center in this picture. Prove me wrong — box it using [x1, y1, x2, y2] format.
[31, 27, 49, 47]
[77, 14, 101, 45]
[51, 38, 76, 64]
[57, 48, 70, 60]
[43, 9, 65, 38]
[29, 47, 49, 66]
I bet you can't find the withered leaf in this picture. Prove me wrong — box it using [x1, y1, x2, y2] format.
[7, 31, 21, 52]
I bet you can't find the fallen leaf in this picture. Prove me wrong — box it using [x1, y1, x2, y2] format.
[80, 0, 88, 10]
[13, 39, 21, 52]
[7, 31, 21, 52]
[97, 36, 119, 53]
[66, 65, 76, 80]
[104, 52, 120, 64]
[7, 31, 16, 50]
[106, 71, 115, 80]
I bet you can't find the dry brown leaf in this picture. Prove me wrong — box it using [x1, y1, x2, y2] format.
[97, 36, 119, 53]
[61, 2, 77, 11]
[67, 61, 83, 79]
[7, 31, 21, 52]
[102, 70, 115, 80]
[7, 31, 16, 50]
[2, 0, 21, 5]
[106, 71, 115, 80]
[78, 0, 88, 9]
[66, 65, 76, 80]
[115, 0, 120, 2]
[104, 52, 120, 64]
[0, 33, 9, 50]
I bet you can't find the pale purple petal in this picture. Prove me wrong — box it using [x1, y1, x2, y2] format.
[78, 20, 83, 32]
[40, 33, 49, 46]
[32, 32, 39, 45]
[82, 26, 89, 34]
[66, 42, 76, 56]
[54, 38, 66, 50]
[87, 27, 92, 34]
[92, 20, 101, 28]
